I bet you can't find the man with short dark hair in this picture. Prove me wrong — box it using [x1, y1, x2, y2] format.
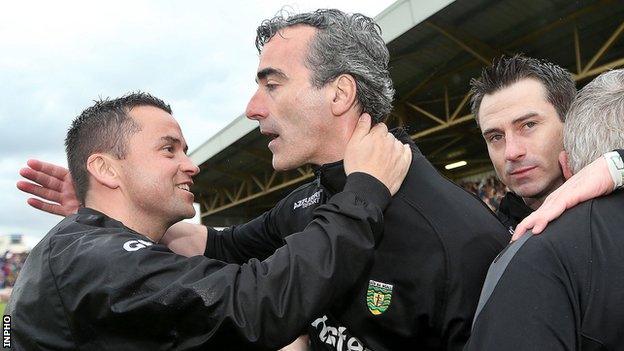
[465, 68, 624, 351]
[18, 10, 508, 350]
[469, 54, 624, 238]
[8, 92, 413, 350]
[470, 54, 577, 232]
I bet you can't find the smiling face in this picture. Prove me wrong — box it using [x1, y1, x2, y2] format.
[117, 105, 199, 225]
[245, 25, 339, 171]
[479, 78, 565, 209]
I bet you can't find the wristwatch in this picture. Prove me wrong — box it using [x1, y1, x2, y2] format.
[604, 150, 624, 190]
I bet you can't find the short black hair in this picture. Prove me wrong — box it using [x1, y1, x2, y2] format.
[65, 92, 172, 204]
[470, 54, 576, 124]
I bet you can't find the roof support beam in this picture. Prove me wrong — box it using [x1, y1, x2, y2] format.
[574, 56, 624, 81]
[411, 114, 475, 140]
[204, 164, 251, 183]
[397, 2, 610, 107]
[444, 87, 450, 120]
[506, 1, 610, 49]
[398, 68, 444, 104]
[429, 135, 464, 157]
[574, 25, 582, 74]
[450, 92, 472, 121]
[251, 175, 265, 191]
[240, 148, 273, 165]
[582, 20, 624, 74]
[425, 21, 501, 65]
[201, 169, 314, 217]
[406, 102, 446, 125]
[235, 181, 246, 201]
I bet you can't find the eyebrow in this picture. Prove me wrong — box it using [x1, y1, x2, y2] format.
[255, 67, 288, 83]
[482, 112, 540, 137]
[511, 112, 539, 125]
[160, 135, 188, 153]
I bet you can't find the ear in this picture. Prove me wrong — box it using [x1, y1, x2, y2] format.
[86, 154, 120, 190]
[558, 150, 573, 180]
[330, 74, 357, 116]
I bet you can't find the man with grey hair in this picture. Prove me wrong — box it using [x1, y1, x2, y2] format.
[17, 9, 508, 351]
[465, 69, 624, 351]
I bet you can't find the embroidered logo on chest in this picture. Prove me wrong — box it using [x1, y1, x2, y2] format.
[123, 239, 153, 252]
[366, 280, 393, 315]
[293, 190, 323, 210]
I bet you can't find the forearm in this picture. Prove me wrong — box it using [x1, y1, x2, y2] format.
[162, 221, 207, 257]
[139, 173, 390, 349]
[227, 172, 389, 348]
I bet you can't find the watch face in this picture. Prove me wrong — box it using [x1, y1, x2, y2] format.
[613, 154, 624, 170]
[605, 152, 624, 188]
[608, 153, 624, 186]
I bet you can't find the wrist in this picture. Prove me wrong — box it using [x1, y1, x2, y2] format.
[343, 172, 391, 211]
[604, 151, 624, 190]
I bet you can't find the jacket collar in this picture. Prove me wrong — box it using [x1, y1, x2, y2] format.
[312, 127, 417, 193]
[76, 207, 150, 240]
[497, 192, 533, 225]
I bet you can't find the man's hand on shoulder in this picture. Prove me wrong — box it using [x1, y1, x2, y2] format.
[344, 114, 412, 196]
[16, 159, 80, 217]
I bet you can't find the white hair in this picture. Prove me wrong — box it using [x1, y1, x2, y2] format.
[564, 69, 624, 173]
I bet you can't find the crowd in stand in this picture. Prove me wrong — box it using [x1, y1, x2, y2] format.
[0, 251, 28, 289]
[460, 176, 508, 212]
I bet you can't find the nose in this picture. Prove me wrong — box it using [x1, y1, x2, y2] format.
[246, 89, 269, 121]
[504, 134, 526, 161]
[181, 155, 200, 177]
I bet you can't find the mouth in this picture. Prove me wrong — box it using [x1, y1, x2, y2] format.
[509, 166, 537, 176]
[175, 183, 192, 192]
[260, 129, 280, 140]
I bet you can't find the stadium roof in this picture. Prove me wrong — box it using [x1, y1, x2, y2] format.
[190, 0, 624, 226]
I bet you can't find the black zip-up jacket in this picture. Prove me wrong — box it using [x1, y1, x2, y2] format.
[496, 192, 533, 233]
[206, 130, 509, 350]
[467, 189, 624, 350]
[7, 173, 390, 350]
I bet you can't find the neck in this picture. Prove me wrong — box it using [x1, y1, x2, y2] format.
[86, 194, 168, 242]
[522, 176, 566, 210]
[311, 112, 360, 166]
[522, 197, 544, 210]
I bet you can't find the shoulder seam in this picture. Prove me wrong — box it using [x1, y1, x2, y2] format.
[46, 238, 82, 350]
[582, 200, 595, 325]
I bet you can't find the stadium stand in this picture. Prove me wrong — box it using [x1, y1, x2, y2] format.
[189, 0, 624, 227]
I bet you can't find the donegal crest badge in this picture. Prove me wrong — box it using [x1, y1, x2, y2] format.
[366, 280, 393, 315]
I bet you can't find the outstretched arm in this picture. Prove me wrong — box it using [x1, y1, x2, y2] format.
[16, 159, 80, 216]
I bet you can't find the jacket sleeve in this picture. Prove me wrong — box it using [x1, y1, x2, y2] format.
[203, 197, 288, 264]
[464, 236, 577, 351]
[58, 173, 390, 350]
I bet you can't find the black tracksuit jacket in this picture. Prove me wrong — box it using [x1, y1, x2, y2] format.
[206, 131, 509, 350]
[7, 173, 390, 350]
[467, 189, 624, 350]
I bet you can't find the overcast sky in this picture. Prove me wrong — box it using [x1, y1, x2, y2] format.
[0, 0, 396, 247]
